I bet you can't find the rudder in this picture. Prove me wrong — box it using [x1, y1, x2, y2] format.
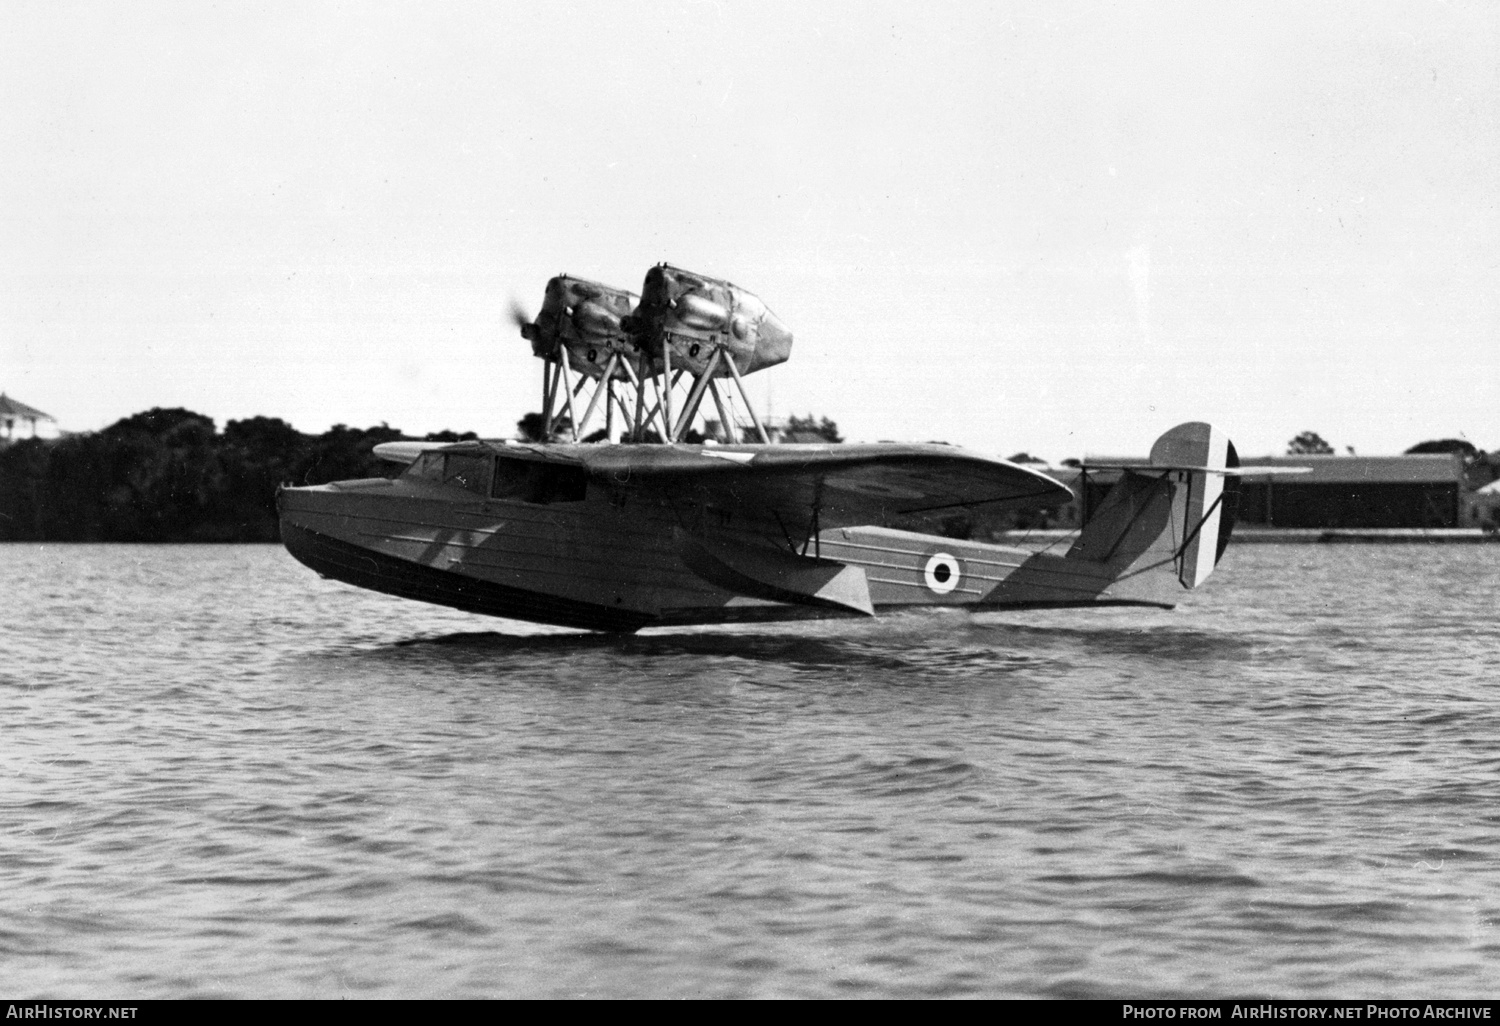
[1148, 422, 1239, 589]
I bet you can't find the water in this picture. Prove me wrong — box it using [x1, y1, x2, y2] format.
[3, 542, 1499, 998]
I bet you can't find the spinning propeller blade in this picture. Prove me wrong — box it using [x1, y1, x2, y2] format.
[508, 299, 532, 335]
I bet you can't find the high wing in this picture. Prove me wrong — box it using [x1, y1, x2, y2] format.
[519, 442, 1073, 536]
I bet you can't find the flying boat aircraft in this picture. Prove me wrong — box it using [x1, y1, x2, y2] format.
[279, 264, 1264, 633]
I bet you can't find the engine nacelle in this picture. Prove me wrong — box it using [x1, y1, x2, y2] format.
[519, 276, 639, 380]
[626, 264, 793, 378]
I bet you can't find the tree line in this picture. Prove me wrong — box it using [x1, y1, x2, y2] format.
[8, 410, 1482, 544]
[0, 407, 852, 543]
[0, 408, 477, 542]
[1289, 429, 1494, 461]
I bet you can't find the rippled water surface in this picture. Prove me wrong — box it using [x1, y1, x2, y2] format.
[4, 542, 1500, 998]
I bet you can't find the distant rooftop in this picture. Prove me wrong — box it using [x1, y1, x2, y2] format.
[0, 392, 57, 441]
[1078, 452, 1465, 485]
[1239, 453, 1462, 484]
[0, 393, 53, 422]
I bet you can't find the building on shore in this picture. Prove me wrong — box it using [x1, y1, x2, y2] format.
[0, 393, 57, 444]
[1235, 454, 1471, 528]
[1045, 452, 1485, 530]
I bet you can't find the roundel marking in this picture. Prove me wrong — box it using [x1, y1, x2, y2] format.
[923, 552, 961, 594]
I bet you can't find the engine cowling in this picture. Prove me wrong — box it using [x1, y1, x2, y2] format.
[627, 263, 793, 377]
[519, 276, 639, 380]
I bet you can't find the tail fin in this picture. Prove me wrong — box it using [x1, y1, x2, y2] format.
[1148, 421, 1239, 588]
[1072, 421, 1239, 599]
[983, 422, 1240, 608]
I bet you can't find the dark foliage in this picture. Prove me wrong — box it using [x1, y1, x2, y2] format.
[1287, 430, 1334, 455]
[102, 407, 215, 440]
[783, 414, 843, 443]
[516, 412, 546, 442]
[0, 408, 471, 543]
[516, 411, 571, 442]
[1405, 438, 1479, 458]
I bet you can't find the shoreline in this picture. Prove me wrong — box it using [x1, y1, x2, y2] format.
[1233, 527, 1500, 544]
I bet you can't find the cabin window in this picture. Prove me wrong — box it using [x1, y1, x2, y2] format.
[490, 459, 589, 504]
[442, 453, 493, 495]
[405, 451, 586, 503]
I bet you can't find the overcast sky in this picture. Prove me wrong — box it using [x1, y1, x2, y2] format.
[3, 0, 1495, 458]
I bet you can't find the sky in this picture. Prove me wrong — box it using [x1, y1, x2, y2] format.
[2, 0, 1496, 459]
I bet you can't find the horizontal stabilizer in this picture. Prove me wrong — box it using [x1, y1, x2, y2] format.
[1222, 466, 1312, 476]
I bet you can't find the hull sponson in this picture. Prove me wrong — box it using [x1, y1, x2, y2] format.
[280, 520, 656, 633]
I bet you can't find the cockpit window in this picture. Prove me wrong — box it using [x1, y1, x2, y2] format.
[408, 451, 446, 481]
[403, 450, 587, 504]
[404, 451, 492, 496]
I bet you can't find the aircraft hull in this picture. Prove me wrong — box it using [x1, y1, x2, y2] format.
[278, 477, 1178, 632]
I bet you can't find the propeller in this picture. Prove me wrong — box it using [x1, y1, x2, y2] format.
[508, 299, 533, 336]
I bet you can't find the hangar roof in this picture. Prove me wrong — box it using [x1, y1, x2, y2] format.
[1238, 454, 1462, 484]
